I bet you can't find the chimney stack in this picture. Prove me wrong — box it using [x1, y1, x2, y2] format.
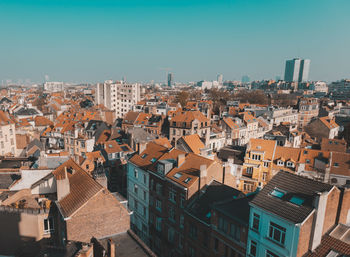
[177, 154, 185, 167]
[108, 239, 115, 257]
[56, 167, 70, 201]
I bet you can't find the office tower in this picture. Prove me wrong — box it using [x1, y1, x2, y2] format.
[217, 74, 223, 84]
[167, 72, 174, 87]
[242, 75, 250, 83]
[284, 58, 310, 82]
[96, 80, 140, 118]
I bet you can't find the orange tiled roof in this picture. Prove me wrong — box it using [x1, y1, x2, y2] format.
[181, 134, 205, 155]
[319, 116, 339, 129]
[34, 116, 54, 127]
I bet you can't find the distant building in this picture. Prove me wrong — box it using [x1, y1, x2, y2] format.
[168, 73, 174, 87]
[96, 80, 141, 118]
[44, 81, 64, 92]
[217, 74, 223, 84]
[284, 58, 310, 82]
[242, 75, 250, 83]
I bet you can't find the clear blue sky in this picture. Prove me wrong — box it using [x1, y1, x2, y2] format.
[0, 0, 349, 84]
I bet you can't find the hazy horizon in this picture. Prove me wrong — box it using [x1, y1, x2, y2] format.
[1, 0, 350, 84]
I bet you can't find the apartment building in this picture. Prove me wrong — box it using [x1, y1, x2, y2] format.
[96, 80, 141, 118]
[0, 110, 16, 155]
[247, 171, 342, 257]
[297, 97, 319, 127]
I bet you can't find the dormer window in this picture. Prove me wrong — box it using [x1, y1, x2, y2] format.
[277, 160, 284, 166]
[286, 161, 294, 168]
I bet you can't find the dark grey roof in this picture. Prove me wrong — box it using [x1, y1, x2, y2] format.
[251, 171, 334, 224]
[187, 180, 245, 224]
[128, 127, 156, 143]
[213, 193, 256, 225]
[37, 241, 84, 257]
[217, 146, 246, 164]
[0, 97, 12, 104]
[0, 173, 21, 189]
[27, 138, 44, 151]
[15, 107, 39, 116]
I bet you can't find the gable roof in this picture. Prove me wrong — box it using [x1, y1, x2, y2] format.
[180, 134, 205, 155]
[251, 171, 334, 224]
[54, 159, 103, 218]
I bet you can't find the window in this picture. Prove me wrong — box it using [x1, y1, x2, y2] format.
[269, 222, 286, 245]
[250, 241, 257, 256]
[173, 172, 182, 179]
[169, 189, 176, 203]
[266, 250, 280, 257]
[218, 216, 228, 233]
[168, 227, 175, 242]
[156, 217, 162, 232]
[286, 161, 294, 168]
[252, 213, 260, 231]
[134, 200, 138, 211]
[143, 206, 146, 216]
[334, 163, 339, 167]
[169, 206, 175, 222]
[289, 196, 304, 206]
[277, 160, 284, 166]
[214, 238, 219, 251]
[246, 167, 253, 174]
[143, 190, 146, 200]
[44, 217, 54, 234]
[156, 199, 162, 211]
[151, 158, 157, 163]
[179, 236, 183, 249]
[270, 188, 285, 199]
[184, 177, 192, 184]
[306, 159, 310, 164]
[180, 214, 184, 229]
[156, 183, 163, 195]
[178, 195, 185, 209]
[143, 174, 147, 184]
[264, 162, 269, 167]
[134, 184, 138, 194]
[262, 172, 267, 181]
[134, 169, 138, 178]
[189, 246, 195, 257]
[230, 223, 241, 241]
[189, 223, 197, 239]
[244, 183, 253, 192]
[252, 154, 261, 160]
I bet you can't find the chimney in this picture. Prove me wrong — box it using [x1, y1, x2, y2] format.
[309, 191, 329, 251]
[138, 142, 146, 154]
[177, 154, 185, 167]
[108, 239, 115, 257]
[56, 167, 70, 201]
[200, 164, 207, 178]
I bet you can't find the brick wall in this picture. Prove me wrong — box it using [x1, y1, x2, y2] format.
[322, 187, 340, 235]
[66, 189, 130, 242]
[338, 188, 350, 225]
[296, 212, 314, 257]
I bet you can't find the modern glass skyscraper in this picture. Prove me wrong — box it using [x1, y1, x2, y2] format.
[167, 72, 174, 87]
[284, 58, 310, 82]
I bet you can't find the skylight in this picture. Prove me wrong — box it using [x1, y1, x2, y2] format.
[184, 177, 192, 184]
[141, 154, 148, 159]
[173, 172, 182, 179]
[270, 188, 285, 199]
[289, 196, 305, 206]
[150, 158, 157, 163]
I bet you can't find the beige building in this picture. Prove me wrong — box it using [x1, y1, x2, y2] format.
[0, 110, 16, 156]
[96, 80, 141, 118]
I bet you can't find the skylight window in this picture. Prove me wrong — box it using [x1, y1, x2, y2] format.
[184, 177, 192, 184]
[150, 158, 157, 163]
[173, 172, 182, 179]
[289, 196, 304, 206]
[141, 154, 148, 159]
[270, 188, 285, 199]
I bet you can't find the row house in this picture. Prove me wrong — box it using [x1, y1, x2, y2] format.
[127, 141, 236, 257]
[169, 110, 210, 146]
[241, 138, 350, 194]
[184, 181, 253, 257]
[265, 106, 299, 126]
[247, 171, 349, 257]
[0, 110, 17, 156]
[304, 116, 340, 142]
[122, 111, 164, 135]
[297, 97, 319, 128]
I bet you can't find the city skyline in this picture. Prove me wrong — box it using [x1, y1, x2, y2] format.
[1, 0, 350, 83]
